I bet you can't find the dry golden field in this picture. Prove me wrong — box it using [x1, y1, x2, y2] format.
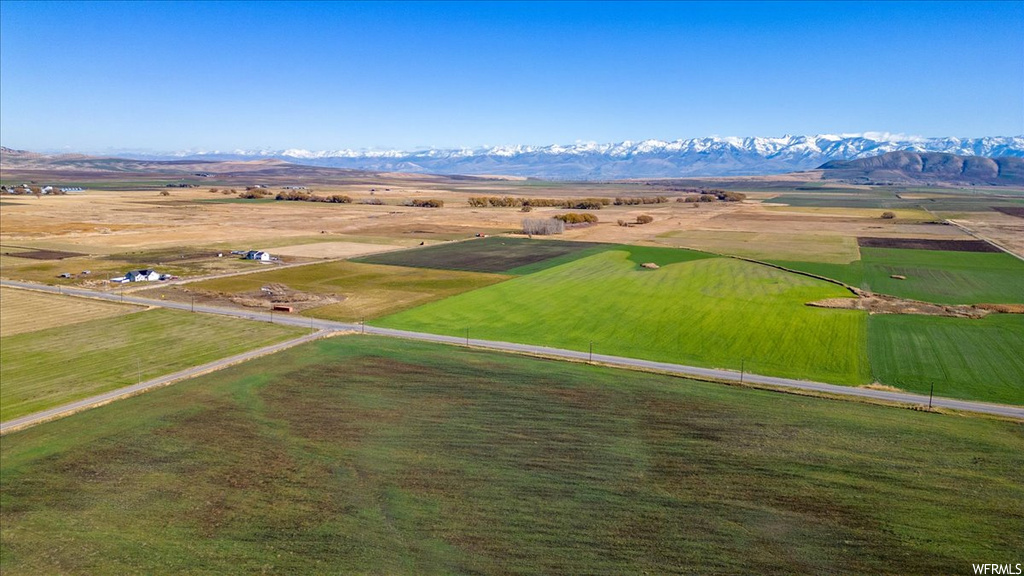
[0, 287, 144, 337]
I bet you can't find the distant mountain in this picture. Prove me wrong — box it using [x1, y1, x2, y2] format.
[128, 135, 1024, 180]
[819, 151, 1024, 186]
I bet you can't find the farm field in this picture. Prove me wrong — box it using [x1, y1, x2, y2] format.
[0, 308, 303, 421]
[869, 314, 1024, 405]
[355, 236, 610, 274]
[375, 248, 871, 385]
[1, 336, 1021, 574]
[656, 229, 861, 263]
[0, 287, 143, 337]
[764, 193, 1024, 213]
[169, 260, 510, 322]
[774, 247, 1024, 304]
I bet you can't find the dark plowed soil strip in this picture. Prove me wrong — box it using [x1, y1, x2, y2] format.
[4, 249, 86, 260]
[856, 237, 1002, 253]
[993, 207, 1024, 219]
[356, 237, 608, 273]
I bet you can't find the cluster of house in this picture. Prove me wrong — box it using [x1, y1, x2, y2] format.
[1, 185, 85, 194]
[105, 250, 274, 285]
[110, 269, 175, 283]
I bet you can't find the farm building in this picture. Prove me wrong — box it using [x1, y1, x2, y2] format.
[123, 269, 161, 282]
[244, 250, 272, 261]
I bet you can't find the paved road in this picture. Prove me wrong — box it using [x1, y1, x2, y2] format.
[0, 329, 331, 434]
[3, 279, 1023, 421]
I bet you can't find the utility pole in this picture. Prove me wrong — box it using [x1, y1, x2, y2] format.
[137, 358, 141, 385]
[191, 295, 195, 313]
[361, 316, 365, 334]
[740, 359, 745, 384]
[466, 327, 470, 346]
[928, 382, 934, 410]
[589, 341, 594, 364]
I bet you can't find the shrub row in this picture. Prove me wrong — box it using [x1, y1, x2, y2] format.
[407, 199, 444, 208]
[676, 190, 746, 202]
[276, 190, 352, 203]
[467, 196, 610, 209]
[554, 213, 598, 224]
[613, 196, 669, 205]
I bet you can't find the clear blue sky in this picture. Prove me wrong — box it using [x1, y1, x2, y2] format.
[1, 1, 1020, 152]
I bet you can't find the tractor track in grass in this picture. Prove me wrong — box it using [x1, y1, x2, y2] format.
[2, 279, 1022, 426]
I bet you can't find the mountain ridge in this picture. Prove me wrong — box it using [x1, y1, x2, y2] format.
[141, 134, 1024, 179]
[819, 151, 1024, 185]
[6, 135, 1024, 180]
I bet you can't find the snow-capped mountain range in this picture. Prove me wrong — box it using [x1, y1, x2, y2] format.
[125, 134, 1024, 180]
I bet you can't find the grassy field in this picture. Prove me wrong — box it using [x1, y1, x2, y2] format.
[376, 248, 870, 385]
[774, 247, 1024, 304]
[355, 236, 609, 273]
[869, 314, 1024, 405]
[183, 260, 509, 322]
[1, 336, 1021, 574]
[0, 288, 143, 337]
[0, 309, 303, 421]
[764, 194, 1024, 213]
[657, 230, 861, 263]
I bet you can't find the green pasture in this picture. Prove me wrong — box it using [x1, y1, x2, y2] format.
[0, 309, 303, 421]
[869, 314, 1024, 405]
[2, 336, 1020, 574]
[774, 247, 1024, 304]
[376, 248, 870, 385]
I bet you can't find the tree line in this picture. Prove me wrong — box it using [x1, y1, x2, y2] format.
[468, 196, 611, 209]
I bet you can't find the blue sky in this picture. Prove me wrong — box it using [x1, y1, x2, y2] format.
[1, 1, 1020, 152]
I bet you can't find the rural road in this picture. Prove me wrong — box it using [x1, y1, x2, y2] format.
[3, 279, 1023, 423]
[0, 329, 331, 434]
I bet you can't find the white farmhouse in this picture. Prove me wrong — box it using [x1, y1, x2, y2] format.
[244, 250, 272, 261]
[123, 269, 161, 282]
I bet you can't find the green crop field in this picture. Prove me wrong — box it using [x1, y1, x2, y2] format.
[764, 194, 1024, 212]
[1, 336, 1021, 574]
[869, 314, 1024, 405]
[185, 261, 509, 322]
[774, 247, 1024, 305]
[376, 248, 870, 385]
[355, 236, 609, 274]
[0, 309, 303, 421]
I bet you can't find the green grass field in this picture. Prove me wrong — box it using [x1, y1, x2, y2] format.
[0, 309, 303, 421]
[376, 248, 870, 385]
[774, 247, 1024, 305]
[185, 261, 509, 322]
[869, 314, 1024, 405]
[2, 336, 1021, 574]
